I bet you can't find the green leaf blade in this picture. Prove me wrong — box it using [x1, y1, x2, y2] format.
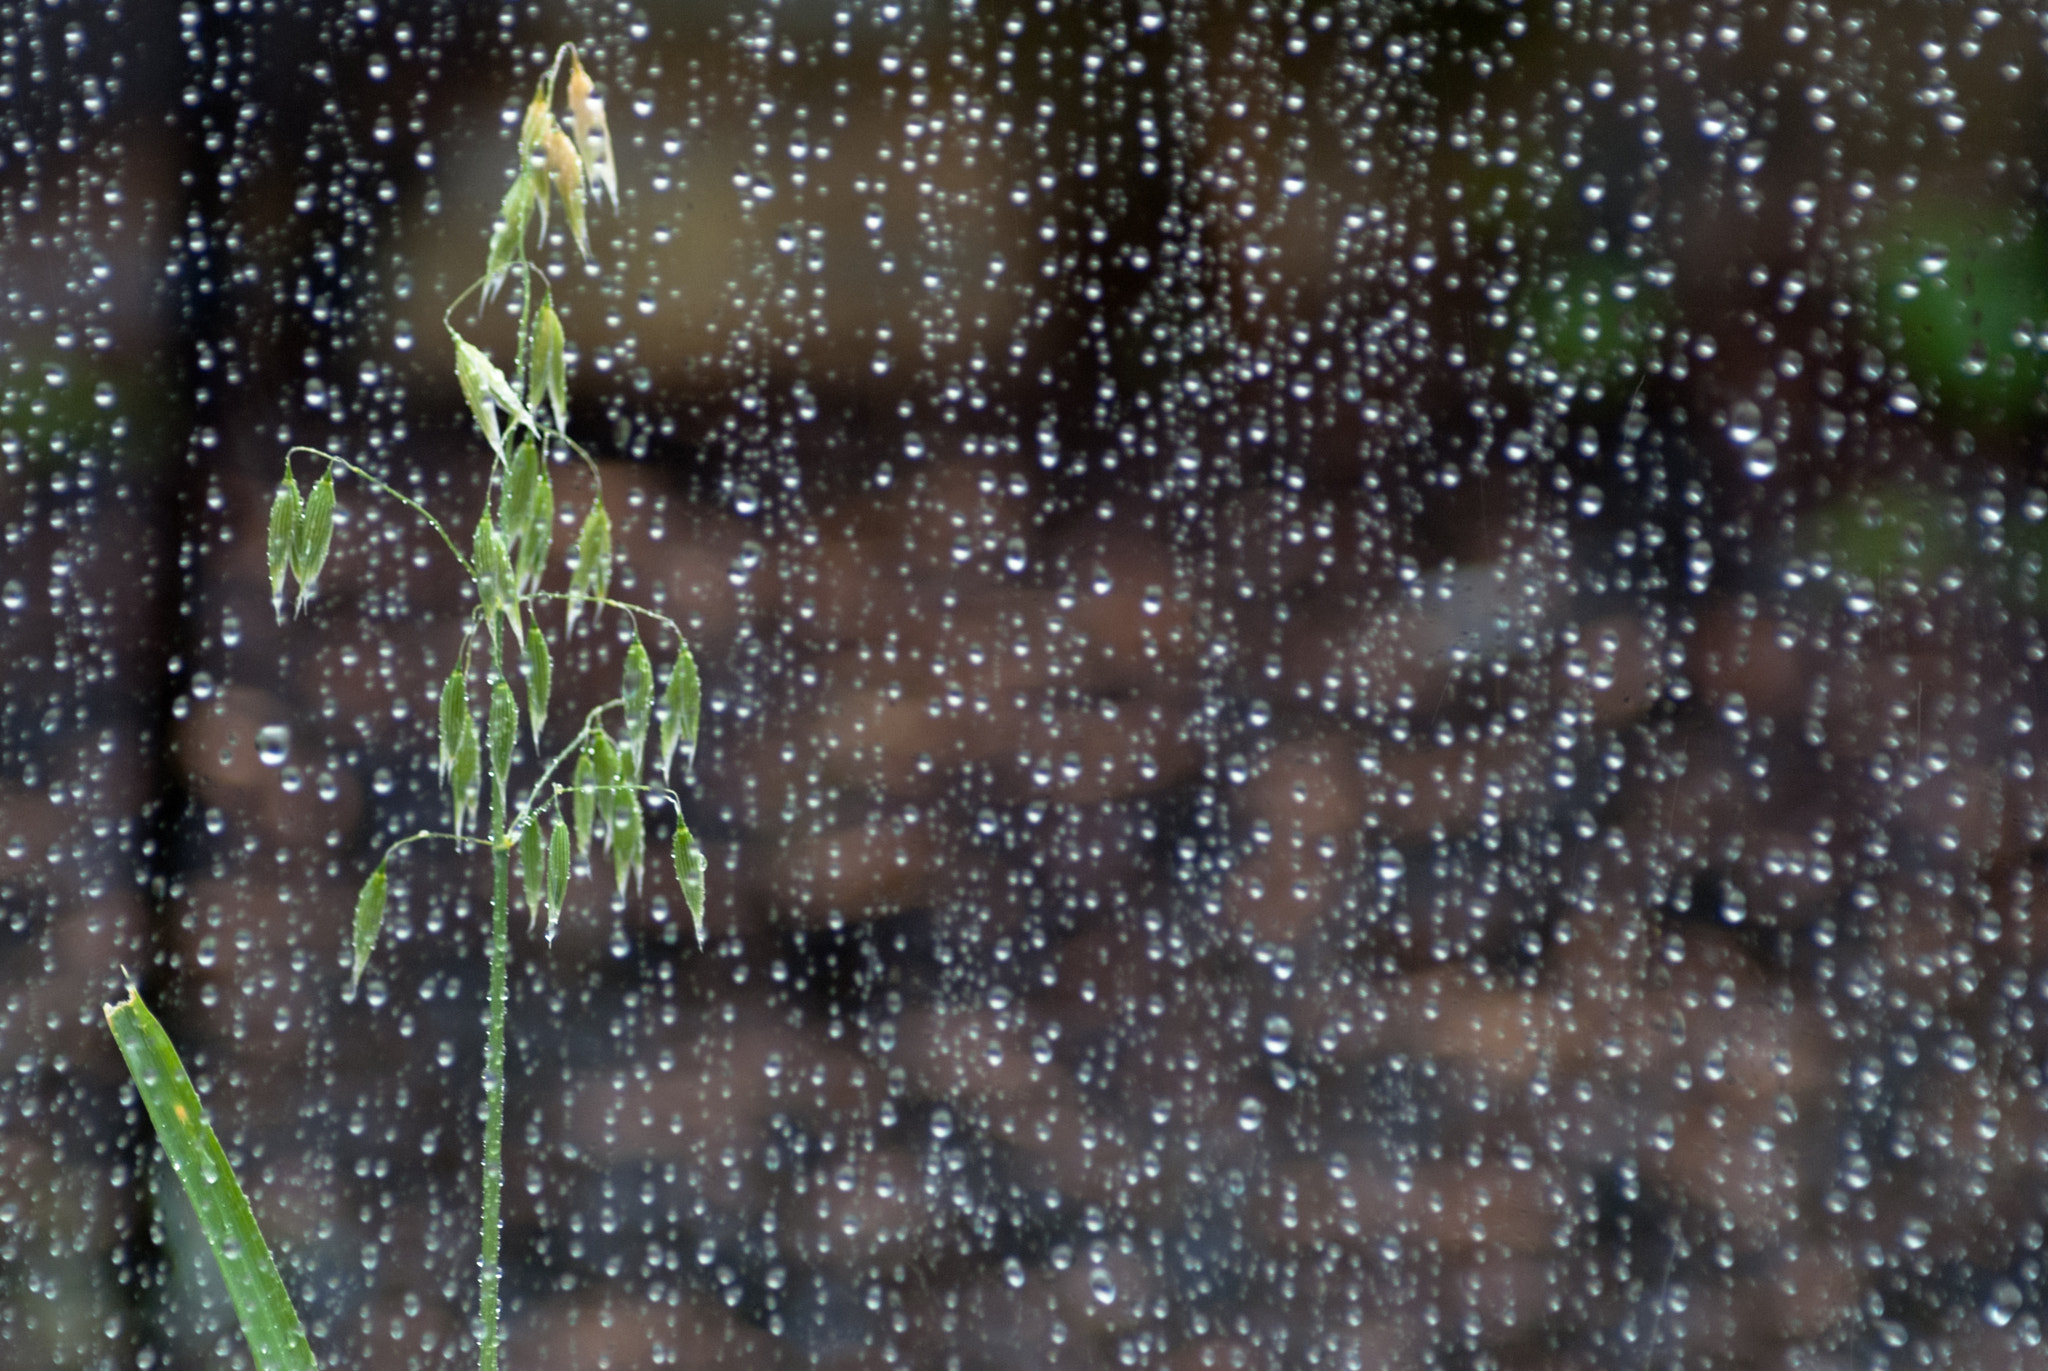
[488, 680, 518, 811]
[516, 460, 554, 587]
[105, 990, 319, 1371]
[266, 479, 301, 621]
[351, 863, 389, 990]
[572, 743, 598, 861]
[672, 819, 707, 948]
[291, 468, 336, 614]
[621, 635, 653, 772]
[473, 515, 520, 642]
[658, 645, 700, 780]
[519, 822, 545, 930]
[565, 504, 612, 637]
[612, 796, 642, 893]
[452, 335, 506, 459]
[484, 169, 539, 306]
[546, 819, 570, 940]
[592, 732, 621, 843]
[522, 623, 552, 747]
[532, 303, 568, 430]
[501, 441, 541, 564]
[451, 707, 481, 839]
[438, 667, 467, 781]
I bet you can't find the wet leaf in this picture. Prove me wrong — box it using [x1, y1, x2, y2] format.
[518, 88, 552, 164]
[488, 680, 517, 811]
[437, 666, 467, 781]
[672, 819, 707, 948]
[657, 644, 700, 780]
[104, 991, 318, 1371]
[500, 439, 541, 561]
[593, 731, 621, 842]
[452, 333, 505, 457]
[531, 303, 569, 430]
[266, 477, 300, 620]
[522, 622, 551, 747]
[518, 820, 545, 930]
[565, 503, 611, 636]
[546, 818, 570, 936]
[473, 514, 520, 642]
[612, 793, 642, 893]
[544, 126, 589, 260]
[484, 168, 539, 306]
[450, 705, 481, 838]
[290, 467, 336, 614]
[350, 862, 389, 990]
[567, 50, 619, 208]
[516, 458, 554, 587]
[572, 740, 598, 861]
[621, 633, 653, 771]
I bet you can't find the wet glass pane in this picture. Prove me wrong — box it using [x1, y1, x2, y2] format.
[5, 2, 2048, 1368]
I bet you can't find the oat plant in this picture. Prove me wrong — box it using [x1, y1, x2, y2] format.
[108, 46, 705, 1371]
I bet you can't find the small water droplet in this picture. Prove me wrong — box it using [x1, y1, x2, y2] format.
[1087, 1267, 1117, 1306]
[1236, 1096, 1265, 1132]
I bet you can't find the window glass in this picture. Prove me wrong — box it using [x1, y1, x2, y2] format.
[4, 3, 2048, 1368]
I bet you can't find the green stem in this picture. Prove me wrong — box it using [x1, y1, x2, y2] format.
[285, 446, 476, 578]
[478, 645, 512, 1371]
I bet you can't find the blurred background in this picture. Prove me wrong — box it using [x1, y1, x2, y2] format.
[5, 0, 2048, 1367]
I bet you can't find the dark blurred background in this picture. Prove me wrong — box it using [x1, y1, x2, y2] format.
[5, 1, 2048, 1368]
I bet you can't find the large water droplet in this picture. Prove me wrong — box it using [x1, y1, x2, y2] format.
[1725, 400, 1762, 447]
[1262, 1015, 1292, 1056]
[255, 724, 290, 767]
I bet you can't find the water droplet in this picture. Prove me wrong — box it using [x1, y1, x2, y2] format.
[1725, 400, 1762, 446]
[1743, 440, 1778, 480]
[1087, 1267, 1117, 1306]
[1, 581, 24, 612]
[255, 725, 290, 767]
[1236, 1096, 1265, 1132]
[1985, 1280, 2023, 1328]
[1261, 1015, 1292, 1056]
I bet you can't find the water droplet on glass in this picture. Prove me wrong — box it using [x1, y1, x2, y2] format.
[1985, 1280, 2023, 1328]
[1, 581, 24, 612]
[1087, 1266, 1117, 1306]
[255, 725, 290, 767]
[1743, 440, 1778, 480]
[1236, 1096, 1265, 1132]
[1262, 1015, 1292, 1056]
[1725, 400, 1762, 446]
